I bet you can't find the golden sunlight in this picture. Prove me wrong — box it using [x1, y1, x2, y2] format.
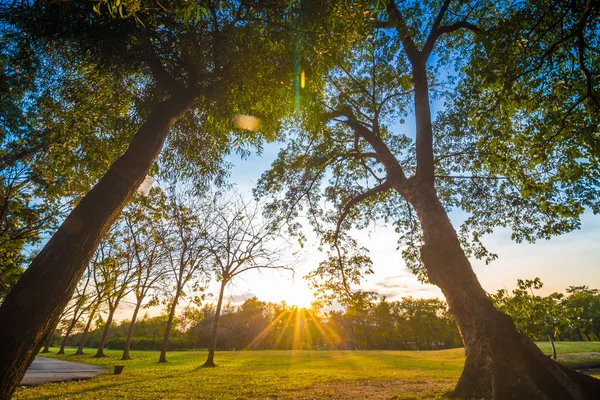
[283, 284, 314, 309]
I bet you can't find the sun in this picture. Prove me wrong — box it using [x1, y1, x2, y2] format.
[284, 284, 315, 309]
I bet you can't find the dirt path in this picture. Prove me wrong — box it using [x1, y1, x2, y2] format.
[20, 356, 108, 386]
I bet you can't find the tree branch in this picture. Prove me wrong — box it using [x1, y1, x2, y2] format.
[386, 1, 420, 62]
[142, 42, 186, 95]
[334, 180, 392, 244]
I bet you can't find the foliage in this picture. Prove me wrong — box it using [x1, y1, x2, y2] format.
[1, 0, 338, 295]
[491, 278, 600, 345]
[65, 295, 460, 352]
[254, 0, 600, 307]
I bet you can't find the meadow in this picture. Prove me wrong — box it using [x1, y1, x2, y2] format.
[14, 343, 600, 399]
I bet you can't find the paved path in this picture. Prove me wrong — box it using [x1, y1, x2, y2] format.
[21, 356, 108, 386]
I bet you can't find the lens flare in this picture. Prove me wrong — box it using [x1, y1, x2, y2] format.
[233, 114, 260, 131]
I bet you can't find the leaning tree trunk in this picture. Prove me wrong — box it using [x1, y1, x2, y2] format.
[407, 185, 600, 399]
[0, 90, 197, 399]
[75, 308, 97, 355]
[548, 332, 558, 360]
[203, 279, 227, 367]
[121, 297, 143, 360]
[40, 329, 55, 353]
[158, 286, 183, 363]
[58, 312, 80, 354]
[94, 306, 117, 358]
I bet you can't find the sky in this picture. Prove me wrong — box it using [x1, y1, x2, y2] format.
[192, 140, 600, 310]
[115, 90, 600, 319]
[113, 132, 600, 321]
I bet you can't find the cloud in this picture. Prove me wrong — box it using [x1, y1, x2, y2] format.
[225, 291, 257, 304]
[375, 281, 409, 289]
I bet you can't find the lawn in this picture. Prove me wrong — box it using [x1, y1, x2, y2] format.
[13, 343, 600, 399]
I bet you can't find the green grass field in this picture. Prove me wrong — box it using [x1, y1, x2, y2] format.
[14, 343, 600, 399]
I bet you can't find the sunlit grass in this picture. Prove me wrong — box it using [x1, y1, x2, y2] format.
[16, 348, 463, 399]
[14, 342, 600, 399]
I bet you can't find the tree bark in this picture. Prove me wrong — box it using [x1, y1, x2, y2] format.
[203, 279, 227, 367]
[405, 184, 600, 399]
[0, 90, 197, 399]
[75, 309, 96, 355]
[121, 297, 143, 360]
[94, 306, 117, 358]
[158, 286, 183, 363]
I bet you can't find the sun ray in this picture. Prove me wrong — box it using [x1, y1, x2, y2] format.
[245, 309, 290, 350]
[292, 307, 303, 350]
[304, 308, 341, 348]
[274, 308, 297, 349]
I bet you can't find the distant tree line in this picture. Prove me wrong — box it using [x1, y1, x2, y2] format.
[491, 279, 600, 359]
[58, 295, 461, 352]
[51, 278, 600, 356]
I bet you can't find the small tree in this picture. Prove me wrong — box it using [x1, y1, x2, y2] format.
[92, 232, 136, 358]
[57, 265, 98, 354]
[120, 192, 169, 360]
[156, 189, 210, 363]
[564, 286, 600, 342]
[201, 194, 294, 367]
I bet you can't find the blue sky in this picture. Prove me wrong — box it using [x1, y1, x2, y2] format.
[202, 140, 600, 308]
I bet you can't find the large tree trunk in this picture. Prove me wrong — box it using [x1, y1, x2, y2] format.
[121, 297, 143, 360]
[203, 279, 227, 368]
[407, 185, 600, 399]
[94, 306, 117, 358]
[0, 90, 197, 399]
[158, 286, 183, 363]
[75, 308, 97, 355]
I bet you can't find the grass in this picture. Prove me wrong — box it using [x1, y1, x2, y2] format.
[537, 341, 600, 370]
[13, 342, 600, 399]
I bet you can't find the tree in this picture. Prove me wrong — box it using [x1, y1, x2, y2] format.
[256, 1, 600, 397]
[564, 286, 600, 342]
[92, 231, 137, 358]
[156, 188, 210, 363]
[74, 306, 99, 356]
[202, 194, 293, 367]
[120, 192, 169, 360]
[57, 265, 98, 354]
[0, 0, 310, 394]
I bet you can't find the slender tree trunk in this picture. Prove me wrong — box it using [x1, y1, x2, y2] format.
[0, 91, 197, 399]
[122, 297, 143, 360]
[158, 287, 183, 363]
[75, 309, 96, 355]
[94, 306, 117, 358]
[58, 312, 80, 355]
[404, 184, 600, 399]
[40, 329, 55, 353]
[203, 280, 227, 367]
[549, 332, 558, 360]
